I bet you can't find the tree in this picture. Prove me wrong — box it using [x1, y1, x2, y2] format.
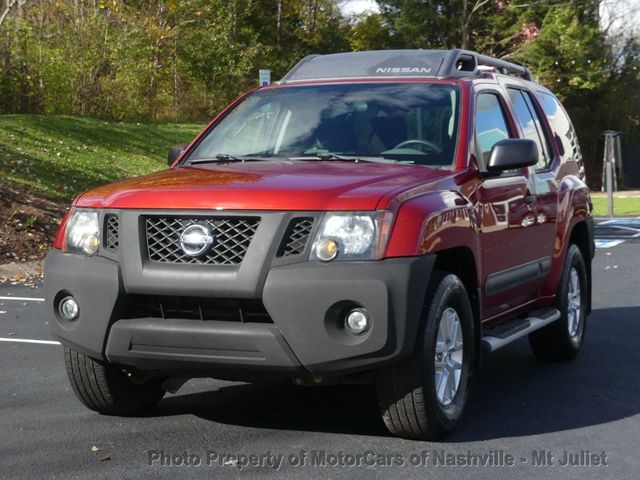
[376, 0, 496, 50]
[349, 13, 394, 51]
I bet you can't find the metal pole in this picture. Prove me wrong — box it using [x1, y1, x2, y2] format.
[615, 134, 623, 187]
[603, 130, 622, 217]
[607, 160, 614, 217]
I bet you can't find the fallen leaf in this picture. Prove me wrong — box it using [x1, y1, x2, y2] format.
[8, 332, 17, 336]
[98, 455, 111, 462]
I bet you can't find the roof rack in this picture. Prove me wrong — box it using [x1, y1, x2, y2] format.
[279, 49, 532, 83]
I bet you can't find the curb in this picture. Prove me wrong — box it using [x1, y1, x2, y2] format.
[0, 261, 44, 284]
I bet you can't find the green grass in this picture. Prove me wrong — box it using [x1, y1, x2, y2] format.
[591, 196, 640, 217]
[0, 115, 203, 199]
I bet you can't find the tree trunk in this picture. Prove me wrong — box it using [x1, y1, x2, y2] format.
[0, 0, 19, 28]
[276, 0, 282, 52]
[461, 0, 470, 50]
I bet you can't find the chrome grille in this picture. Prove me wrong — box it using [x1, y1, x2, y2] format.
[279, 218, 314, 256]
[145, 216, 259, 265]
[104, 214, 119, 251]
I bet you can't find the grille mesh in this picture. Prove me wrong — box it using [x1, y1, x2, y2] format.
[104, 214, 119, 251]
[279, 218, 314, 256]
[145, 216, 259, 265]
[125, 295, 273, 323]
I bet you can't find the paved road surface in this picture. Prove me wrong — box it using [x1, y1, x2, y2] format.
[0, 220, 638, 479]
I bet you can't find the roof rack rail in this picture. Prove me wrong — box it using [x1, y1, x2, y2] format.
[440, 49, 532, 81]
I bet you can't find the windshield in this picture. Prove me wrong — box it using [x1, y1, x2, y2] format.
[186, 83, 460, 167]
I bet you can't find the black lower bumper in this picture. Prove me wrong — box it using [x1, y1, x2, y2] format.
[106, 318, 305, 378]
[45, 250, 435, 379]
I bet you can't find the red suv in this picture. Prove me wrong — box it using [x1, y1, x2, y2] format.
[45, 49, 594, 440]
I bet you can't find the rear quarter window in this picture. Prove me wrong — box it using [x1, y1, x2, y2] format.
[538, 93, 581, 161]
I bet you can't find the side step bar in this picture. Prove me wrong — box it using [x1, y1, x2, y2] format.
[482, 308, 561, 353]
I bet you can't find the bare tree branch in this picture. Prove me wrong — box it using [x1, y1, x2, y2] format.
[0, 0, 19, 28]
[471, 0, 491, 16]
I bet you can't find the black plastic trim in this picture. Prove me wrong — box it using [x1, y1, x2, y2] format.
[485, 256, 551, 297]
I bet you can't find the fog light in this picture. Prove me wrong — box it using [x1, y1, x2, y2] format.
[345, 308, 370, 335]
[314, 238, 338, 262]
[59, 296, 79, 321]
[81, 234, 99, 255]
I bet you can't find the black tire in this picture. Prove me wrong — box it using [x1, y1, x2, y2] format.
[529, 244, 588, 361]
[375, 272, 475, 440]
[64, 348, 165, 415]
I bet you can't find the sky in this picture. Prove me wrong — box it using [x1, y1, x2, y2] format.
[340, 0, 380, 16]
[600, 0, 640, 41]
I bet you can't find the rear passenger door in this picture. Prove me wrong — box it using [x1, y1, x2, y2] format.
[505, 87, 559, 262]
[474, 88, 544, 319]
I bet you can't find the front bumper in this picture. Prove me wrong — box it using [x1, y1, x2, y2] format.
[45, 250, 434, 378]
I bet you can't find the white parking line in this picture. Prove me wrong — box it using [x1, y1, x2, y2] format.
[0, 296, 45, 302]
[0, 337, 60, 345]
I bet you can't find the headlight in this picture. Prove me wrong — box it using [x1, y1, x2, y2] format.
[310, 211, 393, 262]
[64, 209, 100, 255]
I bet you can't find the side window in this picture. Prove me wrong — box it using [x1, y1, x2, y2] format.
[538, 92, 581, 161]
[475, 92, 510, 165]
[507, 88, 551, 170]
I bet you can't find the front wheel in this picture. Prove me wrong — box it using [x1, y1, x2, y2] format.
[64, 348, 165, 415]
[529, 244, 588, 361]
[376, 272, 475, 440]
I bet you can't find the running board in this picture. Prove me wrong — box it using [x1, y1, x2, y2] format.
[482, 308, 561, 353]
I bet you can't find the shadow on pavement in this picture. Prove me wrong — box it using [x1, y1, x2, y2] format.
[151, 306, 639, 441]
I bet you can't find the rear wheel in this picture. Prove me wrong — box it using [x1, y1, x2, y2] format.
[529, 244, 588, 361]
[64, 348, 165, 415]
[376, 272, 475, 440]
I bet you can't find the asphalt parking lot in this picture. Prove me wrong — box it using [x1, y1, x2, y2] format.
[1, 218, 639, 479]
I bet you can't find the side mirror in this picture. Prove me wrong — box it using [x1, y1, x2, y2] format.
[168, 144, 188, 166]
[487, 139, 538, 172]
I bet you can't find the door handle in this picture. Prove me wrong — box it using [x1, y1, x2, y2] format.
[524, 194, 536, 204]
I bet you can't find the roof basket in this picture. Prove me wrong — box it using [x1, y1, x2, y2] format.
[441, 49, 532, 81]
[280, 49, 533, 83]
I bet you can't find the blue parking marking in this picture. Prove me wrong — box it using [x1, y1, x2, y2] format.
[595, 239, 625, 249]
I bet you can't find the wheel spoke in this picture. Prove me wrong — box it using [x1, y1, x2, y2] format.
[444, 310, 454, 344]
[566, 267, 582, 338]
[567, 311, 575, 335]
[436, 328, 447, 353]
[437, 368, 449, 402]
[444, 366, 455, 403]
[448, 358, 462, 370]
[453, 321, 463, 351]
[435, 307, 464, 406]
[449, 318, 460, 350]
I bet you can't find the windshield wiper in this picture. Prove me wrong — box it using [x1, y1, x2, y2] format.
[292, 153, 399, 164]
[316, 153, 363, 162]
[189, 154, 268, 164]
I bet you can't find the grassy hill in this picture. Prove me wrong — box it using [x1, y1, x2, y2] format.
[0, 115, 202, 266]
[0, 115, 203, 199]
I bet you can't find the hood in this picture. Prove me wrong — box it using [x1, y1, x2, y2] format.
[75, 160, 451, 211]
